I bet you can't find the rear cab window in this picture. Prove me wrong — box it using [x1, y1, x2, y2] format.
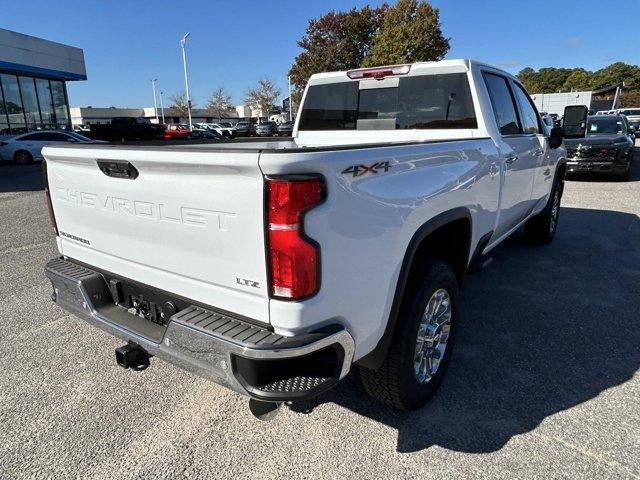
[298, 72, 477, 131]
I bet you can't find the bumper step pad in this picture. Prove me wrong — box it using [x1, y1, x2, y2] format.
[172, 306, 284, 347]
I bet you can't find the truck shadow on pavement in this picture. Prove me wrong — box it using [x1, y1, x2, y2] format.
[0, 163, 44, 192]
[291, 206, 640, 453]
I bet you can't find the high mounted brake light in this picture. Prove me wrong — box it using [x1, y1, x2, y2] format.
[346, 64, 411, 80]
[41, 160, 58, 235]
[266, 175, 325, 300]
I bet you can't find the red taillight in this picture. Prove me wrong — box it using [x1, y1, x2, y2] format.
[266, 176, 325, 300]
[346, 64, 411, 80]
[41, 160, 58, 235]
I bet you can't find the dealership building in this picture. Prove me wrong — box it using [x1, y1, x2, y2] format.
[0, 28, 86, 134]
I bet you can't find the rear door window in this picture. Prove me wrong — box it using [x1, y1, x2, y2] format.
[298, 73, 477, 130]
[512, 83, 541, 134]
[483, 73, 521, 135]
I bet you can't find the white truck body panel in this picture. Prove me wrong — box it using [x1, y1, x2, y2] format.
[43, 59, 565, 365]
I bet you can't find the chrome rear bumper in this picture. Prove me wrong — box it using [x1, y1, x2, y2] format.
[45, 257, 355, 401]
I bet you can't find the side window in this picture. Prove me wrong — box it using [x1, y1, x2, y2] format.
[46, 133, 70, 141]
[20, 133, 47, 141]
[483, 73, 520, 135]
[512, 83, 540, 134]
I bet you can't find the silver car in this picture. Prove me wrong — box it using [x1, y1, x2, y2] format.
[255, 121, 276, 136]
[0, 130, 104, 164]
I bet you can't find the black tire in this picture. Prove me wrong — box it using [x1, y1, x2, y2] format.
[524, 175, 563, 245]
[359, 260, 459, 410]
[13, 150, 34, 165]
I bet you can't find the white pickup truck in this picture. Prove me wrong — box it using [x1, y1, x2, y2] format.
[42, 60, 587, 418]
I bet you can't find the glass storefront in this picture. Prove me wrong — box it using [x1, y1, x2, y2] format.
[0, 71, 70, 134]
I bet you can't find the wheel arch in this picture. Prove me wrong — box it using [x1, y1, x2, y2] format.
[357, 207, 473, 369]
[13, 149, 33, 164]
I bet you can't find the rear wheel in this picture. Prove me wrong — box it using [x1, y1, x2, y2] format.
[360, 260, 458, 410]
[524, 175, 562, 244]
[13, 150, 34, 165]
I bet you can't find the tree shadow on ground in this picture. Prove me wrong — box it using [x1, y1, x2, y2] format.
[291, 206, 640, 453]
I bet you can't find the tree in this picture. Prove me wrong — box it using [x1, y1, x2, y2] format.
[245, 78, 282, 118]
[561, 69, 594, 91]
[592, 62, 640, 91]
[289, 5, 388, 91]
[620, 91, 640, 107]
[206, 87, 234, 120]
[363, 0, 449, 67]
[517, 67, 541, 93]
[517, 62, 640, 95]
[169, 92, 195, 118]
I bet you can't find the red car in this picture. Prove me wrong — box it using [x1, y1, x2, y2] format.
[164, 124, 191, 140]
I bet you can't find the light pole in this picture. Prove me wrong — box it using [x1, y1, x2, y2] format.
[159, 91, 165, 124]
[150, 78, 159, 123]
[287, 75, 293, 122]
[180, 32, 193, 128]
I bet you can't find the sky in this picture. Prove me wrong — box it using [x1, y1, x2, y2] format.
[2, 0, 638, 108]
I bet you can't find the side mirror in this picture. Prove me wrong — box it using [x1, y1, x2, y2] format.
[562, 105, 588, 138]
[549, 126, 564, 149]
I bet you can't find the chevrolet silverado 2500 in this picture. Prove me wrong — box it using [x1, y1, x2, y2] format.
[42, 60, 586, 417]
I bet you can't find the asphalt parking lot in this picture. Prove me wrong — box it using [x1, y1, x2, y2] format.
[1, 148, 639, 479]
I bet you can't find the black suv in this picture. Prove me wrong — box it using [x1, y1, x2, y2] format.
[565, 115, 635, 180]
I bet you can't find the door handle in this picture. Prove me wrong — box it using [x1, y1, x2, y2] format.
[534, 149, 544, 157]
[505, 155, 518, 165]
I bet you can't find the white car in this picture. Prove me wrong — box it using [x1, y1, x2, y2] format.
[42, 59, 587, 418]
[0, 130, 103, 164]
[210, 122, 235, 138]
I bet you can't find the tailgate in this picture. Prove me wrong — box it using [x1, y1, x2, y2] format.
[43, 145, 269, 323]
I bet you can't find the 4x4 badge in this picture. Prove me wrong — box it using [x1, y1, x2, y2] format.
[342, 161, 391, 177]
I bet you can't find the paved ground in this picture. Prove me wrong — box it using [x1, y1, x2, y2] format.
[1, 148, 639, 479]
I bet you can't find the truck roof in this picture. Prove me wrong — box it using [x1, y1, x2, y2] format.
[307, 59, 515, 83]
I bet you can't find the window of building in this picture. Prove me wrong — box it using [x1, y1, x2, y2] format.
[483, 73, 521, 135]
[0, 74, 26, 133]
[35, 78, 55, 129]
[19, 76, 42, 130]
[0, 72, 71, 132]
[0, 85, 8, 133]
[50, 80, 69, 127]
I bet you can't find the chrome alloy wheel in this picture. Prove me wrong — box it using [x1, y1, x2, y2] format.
[414, 288, 452, 385]
[550, 189, 560, 234]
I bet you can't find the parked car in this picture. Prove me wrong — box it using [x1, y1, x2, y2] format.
[234, 121, 255, 136]
[208, 123, 234, 138]
[276, 121, 294, 136]
[617, 108, 640, 122]
[42, 59, 586, 418]
[617, 108, 640, 138]
[89, 117, 165, 141]
[539, 112, 554, 129]
[565, 114, 635, 179]
[164, 124, 192, 140]
[0, 131, 105, 164]
[73, 124, 91, 133]
[255, 121, 276, 136]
